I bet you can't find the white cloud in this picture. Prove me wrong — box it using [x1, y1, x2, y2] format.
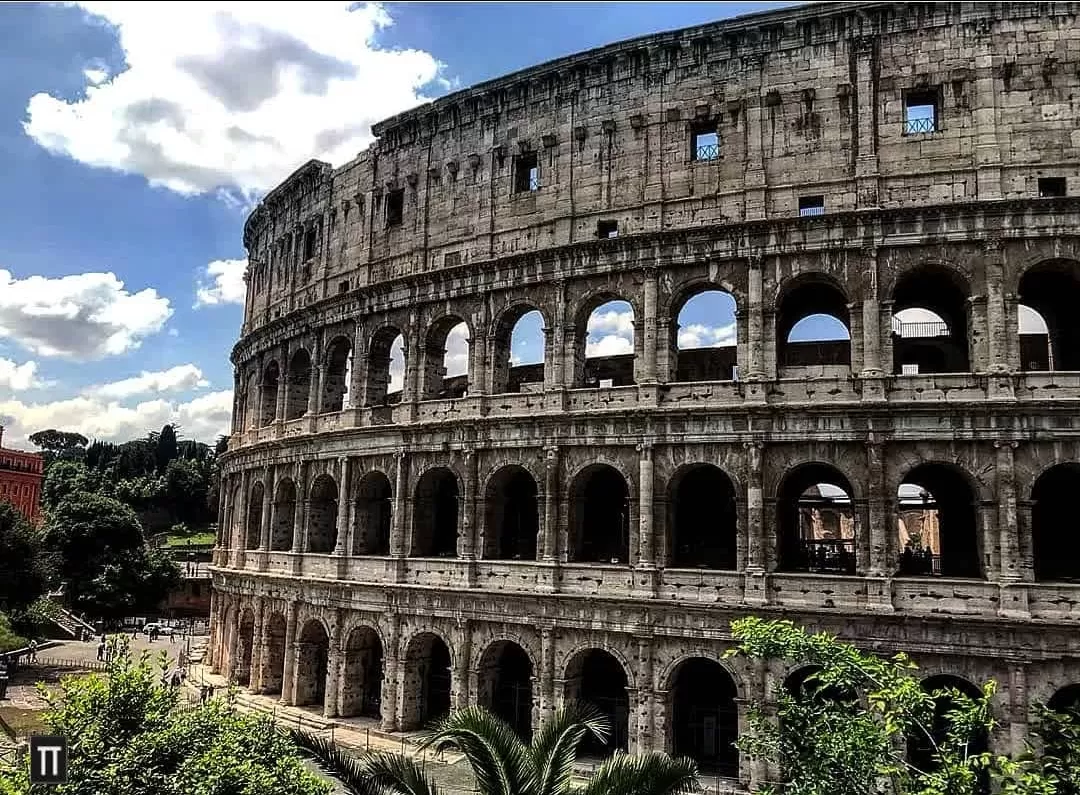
[86, 364, 209, 399]
[83, 66, 109, 85]
[25, 2, 444, 201]
[195, 258, 247, 308]
[0, 389, 234, 450]
[0, 359, 43, 391]
[678, 322, 736, 349]
[585, 307, 634, 357]
[388, 334, 405, 392]
[1018, 305, 1048, 334]
[0, 269, 171, 360]
[587, 334, 633, 357]
[444, 322, 470, 377]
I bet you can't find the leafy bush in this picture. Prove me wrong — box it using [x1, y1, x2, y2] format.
[0, 613, 27, 654]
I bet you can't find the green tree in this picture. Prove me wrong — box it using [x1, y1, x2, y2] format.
[41, 493, 180, 619]
[41, 460, 106, 510]
[28, 429, 88, 466]
[0, 638, 330, 795]
[164, 458, 209, 523]
[0, 502, 51, 614]
[156, 423, 179, 473]
[0, 611, 27, 654]
[293, 704, 699, 795]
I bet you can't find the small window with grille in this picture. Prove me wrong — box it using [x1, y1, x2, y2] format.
[514, 152, 539, 193]
[904, 89, 940, 135]
[799, 195, 825, 217]
[691, 122, 719, 161]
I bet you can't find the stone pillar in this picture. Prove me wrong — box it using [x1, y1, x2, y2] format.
[404, 313, 422, 403]
[743, 59, 767, 220]
[746, 657, 769, 790]
[550, 278, 568, 390]
[207, 590, 220, 671]
[642, 268, 658, 383]
[860, 248, 886, 403]
[308, 365, 324, 416]
[634, 636, 655, 753]
[539, 626, 556, 724]
[453, 623, 472, 710]
[323, 610, 343, 718]
[250, 598, 266, 692]
[972, 33, 1003, 200]
[866, 439, 888, 576]
[259, 466, 273, 550]
[227, 604, 241, 682]
[391, 451, 409, 581]
[853, 35, 881, 208]
[275, 348, 288, 422]
[333, 457, 350, 556]
[231, 371, 243, 432]
[459, 449, 477, 559]
[744, 441, 766, 605]
[542, 446, 559, 562]
[985, 239, 1015, 399]
[280, 602, 298, 706]
[234, 470, 251, 568]
[997, 442, 1025, 620]
[380, 614, 400, 732]
[1007, 663, 1029, 757]
[348, 323, 365, 409]
[291, 463, 309, 574]
[634, 441, 657, 597]
[745, 257, 766, 400]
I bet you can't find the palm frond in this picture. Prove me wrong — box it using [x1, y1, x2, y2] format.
[530, 703, 610, 795]
[289, 728, 440, 795]
[356, 750, 444, 795]
[419, 705, 530, 795]
[577, 751, 700, 795]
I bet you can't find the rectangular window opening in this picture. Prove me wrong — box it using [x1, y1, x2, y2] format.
[597, 219, 619, 239]
[385, 189, 404, 227]
[798, 195, 825, 217]
[901, 363, 920, 375]
[338, 280, 349, 295]
[598, 378, 614, 389]
[904, 90, 939, 135]
[691, 124, 719, 161]
[514, 152, 539, 193]
[1038, 177, 1067, 198]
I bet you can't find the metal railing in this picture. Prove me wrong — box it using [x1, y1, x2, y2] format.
[799, 205, 825, 217]
[788, 538, 857, 575]
[33, 656, 109, 672]
[891, 318, 950, 338]
[694, 143, 720, 161]
[898, 551, 943, 577]
[904, 116, 937, 134]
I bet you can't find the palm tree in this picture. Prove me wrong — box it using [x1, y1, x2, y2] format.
[291, 703, 700, 795]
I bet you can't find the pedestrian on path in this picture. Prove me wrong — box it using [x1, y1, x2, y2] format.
[97, 641, 105, 661]
[27, 640, 37, 662]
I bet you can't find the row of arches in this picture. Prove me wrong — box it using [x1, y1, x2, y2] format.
[238, 259, 1080, 427]
[228, 459, 1080, 582]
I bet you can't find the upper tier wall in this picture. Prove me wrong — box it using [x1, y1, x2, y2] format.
[238, 1, 1080, 333]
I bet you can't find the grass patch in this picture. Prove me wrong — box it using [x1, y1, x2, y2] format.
[164, 531, 215, 547]
[0, 706, 48, 739]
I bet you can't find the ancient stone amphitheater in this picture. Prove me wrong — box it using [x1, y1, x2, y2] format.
[209, 1, 1080, 788]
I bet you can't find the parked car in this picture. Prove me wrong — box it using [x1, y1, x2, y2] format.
[141, 623, 176, 637]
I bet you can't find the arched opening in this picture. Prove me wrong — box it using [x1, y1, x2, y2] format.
[776, 464, 856, 574]
[242, 371, 258, 430]
[564, 649, 629, 757]
[483, 466, 539, 561]
[1017, 306, 1051, 371]
[671, 658, 739, 778]
[285, 348, 312, 420]
[307, 474, 339, 554]
[1048, 683, 1080, 716]
[776, 277, 851, 375]
[245, 482, 265, 550]
[366, 327, 406, 407]
[492, 307, 546, 394]
[568, 464, 630, 564]
[673, 289, 738, 382]
[295, 620, 330, 709]
[261, 613, 287, 695]
[341, 626, 383, 719]
[401, 633, 452, 730]
[423, 317, 470, 400]
[907, 675, 989, 794]
[668, 464, 738, 569]
[896, 464, 980, 579]
[890, 266, 970, 374]
[227, 482, 242, 548]
[412, 467, 459, 557]
[321, 336, 352, 413]
[477, 640, 534, 740]
[353, 471, 392, 556]
[1018, 259, 1080, 371]
[575, 297, 635, 388]
[1032, 464, 1080, 582]
[260, 362, 279, 426]
[235, 609, 255, 686]
[271, 479, 297, 551]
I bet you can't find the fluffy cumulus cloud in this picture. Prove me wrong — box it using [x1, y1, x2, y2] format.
[586, 305, 634, 357]
[678, 322, 736, 349]
[388, 334, 405, 392]
[0, 359, 43, 391]
[86, 364, 209, 399]
[0, 390, 234, 450]
[0, 269, 171, 360]
[24, 2, 445, 200]
[195, 259, 247, 308]
[443, 322, 470, 377]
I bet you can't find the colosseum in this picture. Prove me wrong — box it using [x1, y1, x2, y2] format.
[209, 1, 1080, 788]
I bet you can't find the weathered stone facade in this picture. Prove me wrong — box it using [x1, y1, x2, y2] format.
[210, 2, 1080, 789]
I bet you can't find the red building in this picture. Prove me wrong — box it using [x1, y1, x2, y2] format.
[0, 428, 43, 524]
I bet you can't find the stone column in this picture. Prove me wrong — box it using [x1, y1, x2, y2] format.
[323, 610, 343, 718]
[280, 602, 298, 706]
[634, 636, 655, 753]
[234, 470, 252, 568]
[997, 441, 1021, 583]
[1007, 663, 1029, 757]
[985, 239, 1015, 399]
[743, 58, 767, 220]
[860, 248, 886, 403]
[453, 623, 472, 709]
[391, 450, 409, 581]
[380, 614, 401, 732]
[231, 371, 243, 432]
[250, 598, 266, 692]
[853, 35, 881, 208]
[227, 605, 241, 682]
[259, 466, 273, 550]
[291, 463, 309, 576]
[866, 439, 888, 576]
[972, 32, 1003, 200]
[309, 365, 324, 416]
[641, 268, 659, 383]
[459, 449, 477, 559]
[550, 278, 568, 390]
[542, 446, 559, 561]
[744, 441, 767, 605]
[333, 457, 350, 556]
[348, 323, 365, 409]
[253, 373, 264, 430]
[539, 626, 556, 724]
[275, 347, 288, 422]
[745, 257, 766, 398]
[637, 442, 655, 565]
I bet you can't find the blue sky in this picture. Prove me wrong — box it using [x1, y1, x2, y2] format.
[7, 1, 1040, 449]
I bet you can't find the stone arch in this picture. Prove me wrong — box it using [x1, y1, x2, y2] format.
[235, 608, 255, 686]
[412, 466, 460, 557]
[775, 273, 851, 375]
[667, 463, 738, 569]
[491, 304, 548, 394]
[307, 474, 339, 554]
[340, 624, 384, 719]
[896, 462, 982, 579]
[571, 290, 639, 388]
[261, 612, 287, 695]
[286, 348, 312, 420]
[353, 470, 393, 555]
[668, 283, 740, 383]
[1017, 258, 1080, 372]
[568, 463, 631, 564]
[422, 315, 471, 400]
[564, 647, 631, 757]
[245, 481, 265, 550]
[401, 631, 453, 730]
[477, 639, 535, 740]
[775, 462, 858, 574]
[482, 465, 539, 560]
[668, 657, 739, 778]
[890, 263, 971, 375]
[1048, 683, 1080, 715]
[1031, 463, 1080, 582]
[366, 325, 406, 407]
[907, 674, 989, 794]
[271, 478, 297, 551]
[260, 360, 280, 426]
[321, 334, 353, 413]
[294, 619, 330, 708]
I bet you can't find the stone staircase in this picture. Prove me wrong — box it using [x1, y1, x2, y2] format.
[44, 604, 96, 640]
